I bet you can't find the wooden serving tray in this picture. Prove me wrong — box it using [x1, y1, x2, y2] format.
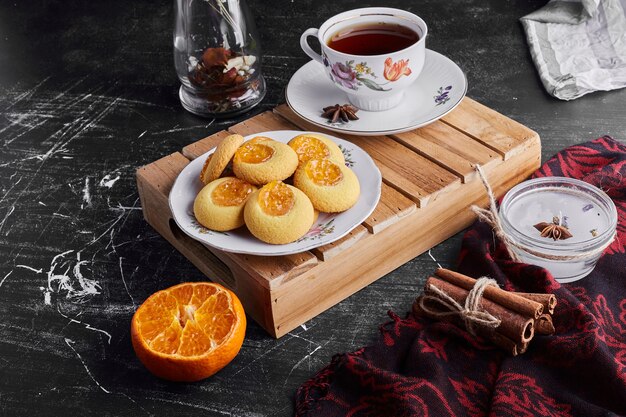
[136, 98, 541, 338]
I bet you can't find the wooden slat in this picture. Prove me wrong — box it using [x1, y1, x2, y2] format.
[182, 130, 233, 160]
[391, 121, 501, 183]
[310, 225, 368, 261]
[354, 135, 460, 207]
[237, 252, 319, 286]
[273, 105, 461, 208]
[442, 97, 537, 160]
[140, 152, 191, 196]
[363, 183, 416, 233]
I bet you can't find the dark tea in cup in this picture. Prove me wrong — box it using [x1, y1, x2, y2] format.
[327, 23, 419, 56]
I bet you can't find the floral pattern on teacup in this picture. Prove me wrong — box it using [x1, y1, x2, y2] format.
[383, 58, 412, 81]
[323, 54, 392, 92]
[330, 62, 359, 90]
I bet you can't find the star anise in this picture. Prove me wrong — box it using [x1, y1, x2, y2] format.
[533, 216, 573, 241]
[321, 104, 359, 123]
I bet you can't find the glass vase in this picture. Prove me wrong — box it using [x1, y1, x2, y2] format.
[174, 0, 266, 117]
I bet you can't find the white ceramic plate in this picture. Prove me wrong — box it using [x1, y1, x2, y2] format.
[286, 49, 467, 136]
[169, 130, 382, 256]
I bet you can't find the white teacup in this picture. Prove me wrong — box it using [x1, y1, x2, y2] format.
[300, 7, 427, 112]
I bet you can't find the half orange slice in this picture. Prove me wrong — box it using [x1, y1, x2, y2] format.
[131, 282, 246, 381]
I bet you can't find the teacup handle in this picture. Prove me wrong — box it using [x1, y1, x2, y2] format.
[300, 28, 324, 64]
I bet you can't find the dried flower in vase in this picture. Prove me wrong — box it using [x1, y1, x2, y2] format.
[174, 0, 265, 116]
[186, 46, 261, 113]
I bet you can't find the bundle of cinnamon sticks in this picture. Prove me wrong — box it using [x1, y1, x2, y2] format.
[412, 269, 557, 356]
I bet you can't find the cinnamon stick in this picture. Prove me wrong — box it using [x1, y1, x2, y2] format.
[413, 295, 519, 356]
[535, 314, 555, 335]
[518, 341, 530, 354]
[515, 293, 557, 315]
[424, 276, 535, 344]
[435, 269, 544, 319]
[488, 327, 520, 356]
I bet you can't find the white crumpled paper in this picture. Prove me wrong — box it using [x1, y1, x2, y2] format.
[521, 0, 626, 100]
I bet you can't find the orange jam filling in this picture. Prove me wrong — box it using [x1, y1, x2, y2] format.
[258, 181, 295, 216]
[211, 178, 254, 207]
[289, 136, 330, 164]
[234, 142, 274, 164]
[305, 159, 343, 186]
[247, 136, 273, 144]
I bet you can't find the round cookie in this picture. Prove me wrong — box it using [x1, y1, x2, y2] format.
[193, 177, 257, 232]
[288, 133, 345, 167]
[233, 139, 298, 185]
[244, 181, 314, 244]
[293, 158, 360, 213]
[199, 134, 244, 184]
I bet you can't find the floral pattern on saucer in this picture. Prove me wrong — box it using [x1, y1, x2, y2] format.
[434, 85, 452, 106]
[286, 49, 468, 136]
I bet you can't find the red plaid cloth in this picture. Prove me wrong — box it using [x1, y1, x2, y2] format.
[295, 136, 626, 417]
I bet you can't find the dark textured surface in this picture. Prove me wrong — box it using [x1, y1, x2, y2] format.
[0, 0, 624, 416]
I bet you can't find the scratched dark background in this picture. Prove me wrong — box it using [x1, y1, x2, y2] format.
[1, 0, 625, 416]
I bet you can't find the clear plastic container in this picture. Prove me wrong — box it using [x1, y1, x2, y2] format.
[173, 0, 266, 117]
[499, 177, 617, 283]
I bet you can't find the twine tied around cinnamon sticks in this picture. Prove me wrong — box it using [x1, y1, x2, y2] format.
[414, 269, 557, 356]
[419, 277, 501, 336]
[470, 165, 616, 262]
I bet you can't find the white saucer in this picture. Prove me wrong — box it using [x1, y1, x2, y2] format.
[286, 49, 467, 136]
[169, 130, 381, 257]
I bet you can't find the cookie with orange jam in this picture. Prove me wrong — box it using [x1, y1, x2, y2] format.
[244, 181, 314, 244]
[294, 158, 360, 213]
[200, 134, 244, 184]
[288, 133, 345, 168]
[232, 138, 298, 185]
[193, 177, 257, 232]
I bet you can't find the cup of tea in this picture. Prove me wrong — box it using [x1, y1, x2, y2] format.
[300, 7, 427, 112]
